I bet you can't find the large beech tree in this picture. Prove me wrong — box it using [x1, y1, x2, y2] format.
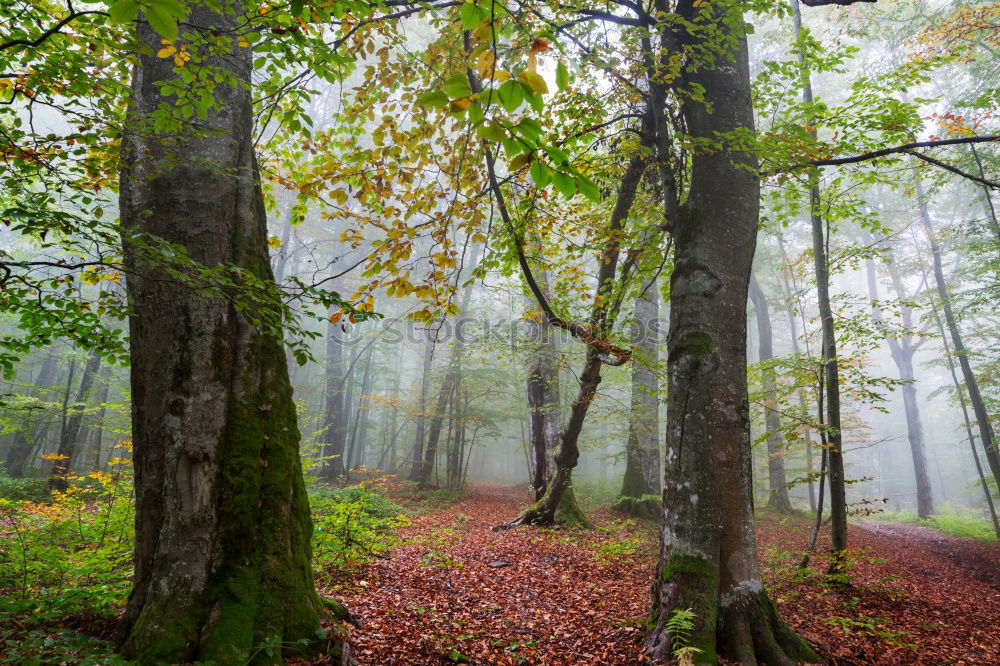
[644, 1, 819, 662]
[117, 4, 347, 662]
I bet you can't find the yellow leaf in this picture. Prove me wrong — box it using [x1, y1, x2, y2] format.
[517, 70, 548, 94]
[157, 44, 177, 58]
[237, 36, 250, 48]
[491, 69, 511, 83]
[476, 49, 495, 79]
[330, 311, 343, 323]
[450, 97, 471, 111]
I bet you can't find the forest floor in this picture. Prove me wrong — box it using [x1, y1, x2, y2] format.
[315, 482, 1000, 666]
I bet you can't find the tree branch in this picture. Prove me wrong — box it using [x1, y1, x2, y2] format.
[808, 135, 1000, 167]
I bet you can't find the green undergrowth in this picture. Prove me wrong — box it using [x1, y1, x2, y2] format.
[874, 506, 998, 542]
[309, 480, 409, 568]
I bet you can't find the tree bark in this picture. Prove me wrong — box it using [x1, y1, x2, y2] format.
[646, 4, 818, 663]
[915, 178, 1000, 492]
[524, 272, 561, 501]
[748, 274, 793, 513]
[117, 5, 343, 661]
[616, 283, 661, 518]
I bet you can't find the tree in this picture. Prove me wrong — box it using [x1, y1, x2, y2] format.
[116, 3, 346, 661]
[615, 283, 661, 519]
[645, 2, 818, 662]
[748, 273, 794, 513]
[862, 229, 934, 517]
[50, 349, 101, 491]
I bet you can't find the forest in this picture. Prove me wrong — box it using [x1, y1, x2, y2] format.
[1, 0, 998, 664]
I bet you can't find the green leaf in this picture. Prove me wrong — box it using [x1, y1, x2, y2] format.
[107, 0, 140, 25]
[552, 170, 576, 198]
[497, 80, 523, 114]
[443, 73, 472, 99]
[416, 90, 450, 109]
[529, 160, 551, 188]
[576, 175, 600, 202]
[556, 60, 570, 91]
[543, 145, 569, 166]
[467, 102, 484, 124]
[516, 118, 543, 144]
[476, 122, 505, 142]
[290, 0, 304, 17]
[459, 2, 481, 30]
[145, 4, 179, 41]
[524, 88, 544, 113]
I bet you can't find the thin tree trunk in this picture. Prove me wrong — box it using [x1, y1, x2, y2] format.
[116, 6, 343, 660]
[4, 351, 59, 477]
[498, 149, 648, 529]
[930, 298, 1000, 538]
[616, 283, 661, 518]
[862, 239, 934, 517]
[321, 317, 348, 480]
[50, 350, 101, 491]
[793, 0, 848, 568]
[915, 178, 1000, 490]
[408, 328, 436, 480]
[748, 273, 793, 513]
[83, 365, 111, 472]
[524, 271, 561, 501]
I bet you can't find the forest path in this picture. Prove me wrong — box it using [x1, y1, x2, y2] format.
[855, 520, 1000, 590]
[313, 484, 1000, 666]
[325, 482, 655, 666]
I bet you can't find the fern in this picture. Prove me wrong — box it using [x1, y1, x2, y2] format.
[666, 608, 702, 665]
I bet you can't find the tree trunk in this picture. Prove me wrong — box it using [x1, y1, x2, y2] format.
[524, 275, 561, 501]
[321, 318, 348, 481]
[930, 299, 1000, 538]
[645, 5, 818, 663]
[862, 240, 934, 517]
[408, 328, 436, 480]
[916, 178, 1000, 492]
[117, 6, 343, 661]
[4, 351, 59, 477]
[83, 364, 111, 472]
[792, 0, 848, 567]
[498, 149, 648, 529]
[50, 350, 101, 491]
[616, 284, 661, 519]
[748, 274, 793, 513]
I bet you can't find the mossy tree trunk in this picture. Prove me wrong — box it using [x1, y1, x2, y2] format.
[118, 5, 347, 662]
[616, 285, 661, 519]
[748, 274, 793, 514]
[645, 4, 819, 663]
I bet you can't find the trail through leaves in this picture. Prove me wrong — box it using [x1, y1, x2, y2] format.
[317, 483, 1000, 665]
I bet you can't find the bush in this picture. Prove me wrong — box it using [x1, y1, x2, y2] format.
[0, 461, 134, 623]
[309, 481, 408, 568]
[0, 474, 49, 503]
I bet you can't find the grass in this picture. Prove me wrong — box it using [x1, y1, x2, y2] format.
[876, 505, 998, 542]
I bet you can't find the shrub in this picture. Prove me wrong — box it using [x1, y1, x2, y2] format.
[309, 481, 408, 568]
